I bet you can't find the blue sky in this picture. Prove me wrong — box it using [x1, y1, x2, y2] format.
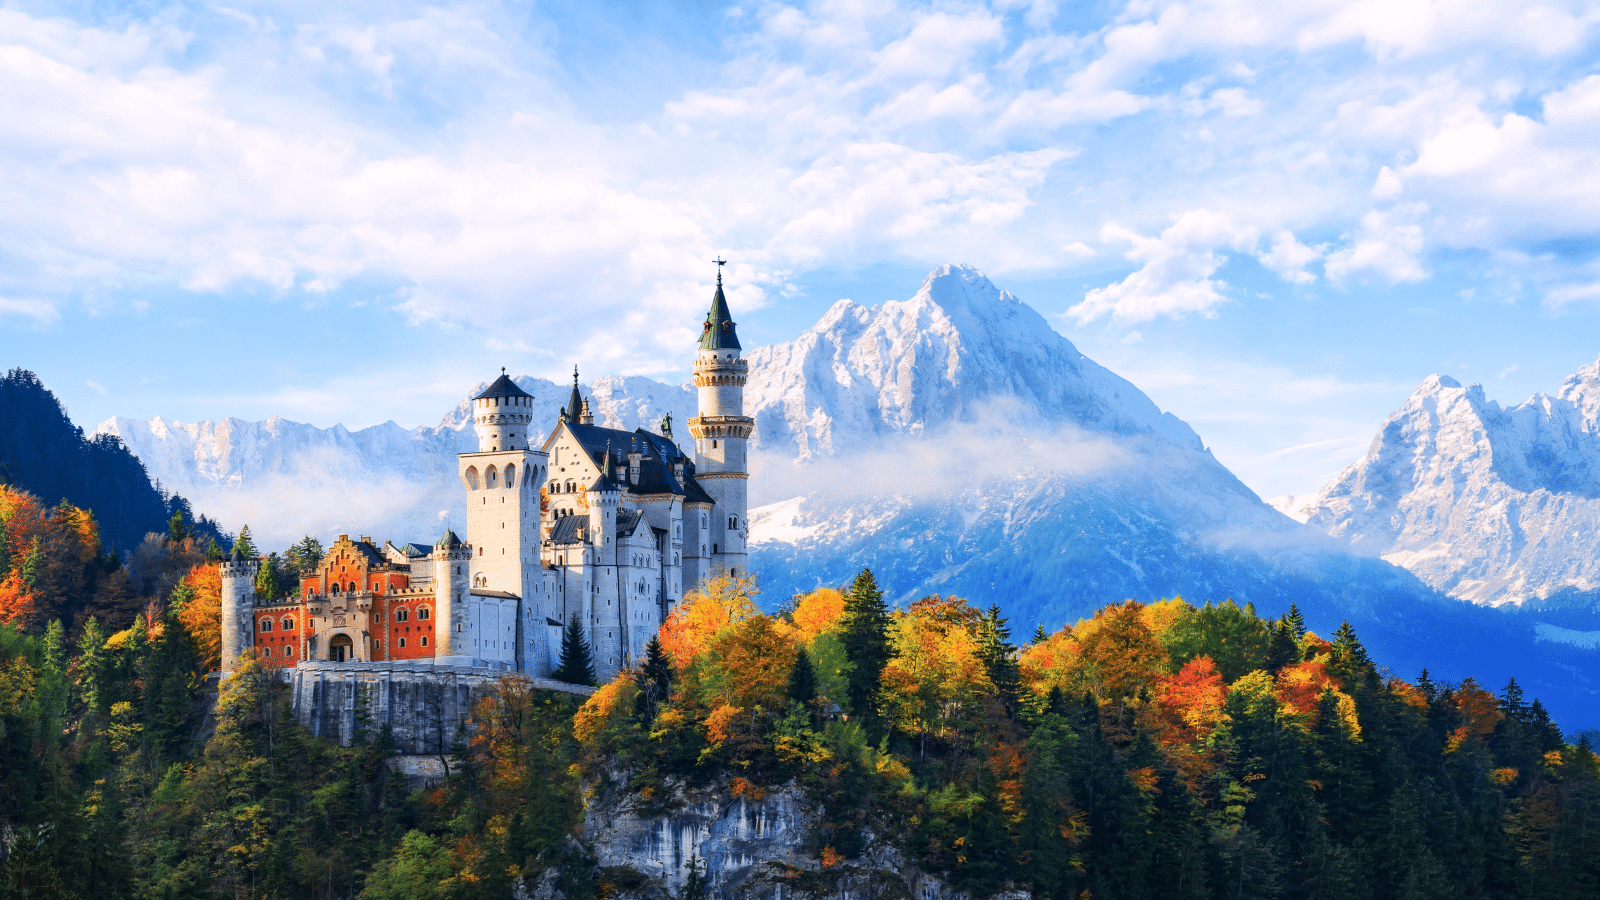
[5, 0, 1600, 502]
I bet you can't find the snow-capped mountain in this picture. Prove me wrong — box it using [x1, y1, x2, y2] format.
[96, 265, 1599, 726]
[1285, 361, 1600, 607]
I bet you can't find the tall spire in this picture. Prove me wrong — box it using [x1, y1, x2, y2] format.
[700, 259, 741, 351]
[566, 366, 583, 426]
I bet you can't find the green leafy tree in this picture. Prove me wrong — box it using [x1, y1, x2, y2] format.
[553, 613, 596, 686]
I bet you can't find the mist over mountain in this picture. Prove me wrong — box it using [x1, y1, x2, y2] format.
[94, 266, 1600, 727]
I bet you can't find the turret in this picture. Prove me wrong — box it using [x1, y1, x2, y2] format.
[686, 263, 754, 580]
[472, 368, 534, 452]
[431, 529, 471, 663]
[219, 547, 259, 673]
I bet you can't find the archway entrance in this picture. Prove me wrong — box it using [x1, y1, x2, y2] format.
[329, 634, 353, 662]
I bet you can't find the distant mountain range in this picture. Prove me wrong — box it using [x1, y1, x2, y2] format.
[1275, 361, 1600, 612]
[92, 266, 1600, 728]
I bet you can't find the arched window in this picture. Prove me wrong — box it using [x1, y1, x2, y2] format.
[396, 609, 409, 622]
[398, 637, 407, 648]
[282, 617, 295, 631]
[331, 583, 341, 595]
[421, 635, 428, 647]
[486, 465, 498, 488]
[505, 466, 515, 488]
[285, 646, 294, 657]
[464, 466, 480, 490]
[259, 619, 272, 632]
[348, 581, 357, 593]
[418, 607, 430, 620]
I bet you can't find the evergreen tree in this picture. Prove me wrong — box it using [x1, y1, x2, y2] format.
[839, 568, 894, 727]
[287, 535, 325, 574]
[787, 646, 818, 708]
[1266, 617, 1300, 672]
[233, 524, 257, 559]
[254, 551, 280, 600]
[979, 604, 1020, 715]
[1032, 623, 1049, 645]
[553, 613, 596, 686]
[19, 536, 41, 588]
[1331, 620, 1375, 689]
[1282, 603, 1307, 639]
[204, 538, 222, 562]
[634, 636, 673, 724]
[166, 508, 189, 544]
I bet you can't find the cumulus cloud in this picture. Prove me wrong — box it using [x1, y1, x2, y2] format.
[1067, 211, 1259, 325]
[1325, 206, 1429, 284]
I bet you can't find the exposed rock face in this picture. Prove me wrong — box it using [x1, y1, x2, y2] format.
[578, 781, 977, 900]
[1289, 361, 1600, 605]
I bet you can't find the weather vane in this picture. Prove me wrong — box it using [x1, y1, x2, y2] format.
[714, 256, 727, 285]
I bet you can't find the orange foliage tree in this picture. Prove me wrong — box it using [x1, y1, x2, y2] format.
[177, 563, 224, 671]
[0, 572, 37, 628]
[659, 572, 759, 668]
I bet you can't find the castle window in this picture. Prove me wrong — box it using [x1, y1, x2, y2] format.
[282, 617, 295, 631]
[399, 637, 407, 648]
[712, 440, 717, 448]
[421, 636, 428, 647]
[418, 606, 430, 620]
[486, 466, 498, 488]
[506, 467, 515, 488]
[396, 609, 409, 622]
[348, 582, 357, 592]
[260, 619, 272, 632]
[713, 543, 718, 554]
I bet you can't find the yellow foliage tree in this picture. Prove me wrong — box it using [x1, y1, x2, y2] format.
[790, 588, 845, 640]
[659, 572, 759, 669]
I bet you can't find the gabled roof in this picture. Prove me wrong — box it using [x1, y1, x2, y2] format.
[699, 276, 741, 351]
[474, 372, 532, 401]
[551, 419, 716, 506]
[400, 542, 433, 558]
[617, 509, 645, 538]
[547, 516, 588, 546]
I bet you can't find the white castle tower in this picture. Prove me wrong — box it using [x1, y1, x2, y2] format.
[219, 547, 259, 674]
[459, 370, 551, 671]
[687, 264, 753, 578]
[430, 529, 470, 664]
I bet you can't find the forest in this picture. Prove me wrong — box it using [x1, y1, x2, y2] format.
[0, 480, 1597, 900]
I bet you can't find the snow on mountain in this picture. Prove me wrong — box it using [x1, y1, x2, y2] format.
[94, 264, 1600, 724]
[97, 374, 695, 547]
[1290, 359, 1600, 607]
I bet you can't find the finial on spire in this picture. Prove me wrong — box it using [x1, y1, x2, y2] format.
[573, 364, 579, 385]
[714, 256, 726, 286]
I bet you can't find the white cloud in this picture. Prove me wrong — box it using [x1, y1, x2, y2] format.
[1325, 206, 1429, 284]
[1068, 210, 1258, 325]
[1257, 230, 1321, 285]
[0, 297, 60, 327]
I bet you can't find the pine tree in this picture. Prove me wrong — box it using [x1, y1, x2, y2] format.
[254, 552, 279, 600]
[979, 604, 1020, 715]
[553, 613, 596, 686]
[1266, 618, 1300, 673]
[233, 525, 257, 559]
[1282, 603, 1306, 639]
[19, 536, 41, 588]
[287, 536, 325, 574]
[1330, 620, 1374, 689]
[839, 568, 894, 727]
[788, 646, 818, 708]
[634, 636, 673, 724]
[166, 509, 189, 544]
[1032, 623, 1049, 645]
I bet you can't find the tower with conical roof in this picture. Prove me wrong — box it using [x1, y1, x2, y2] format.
[430, 528, 471, 663]
[459, 370, 552, 672]
[686, 262, 753, 582]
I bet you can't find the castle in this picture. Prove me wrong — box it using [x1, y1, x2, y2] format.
[218, 271, 753, 685]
